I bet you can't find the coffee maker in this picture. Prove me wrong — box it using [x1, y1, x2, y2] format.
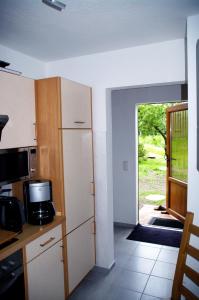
[23, 180, 55, 225]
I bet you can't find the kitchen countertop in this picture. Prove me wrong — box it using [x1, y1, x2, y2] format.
[0, 215, 65, 261]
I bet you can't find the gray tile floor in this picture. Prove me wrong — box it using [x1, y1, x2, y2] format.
[68, 226, 179, 300]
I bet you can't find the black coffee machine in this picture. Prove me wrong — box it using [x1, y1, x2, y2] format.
[23, 180, 55, 225]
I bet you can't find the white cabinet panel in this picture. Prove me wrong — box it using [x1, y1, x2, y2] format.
[26, 240, 65, 300]
[61, 78, 91, 128]
[63, 130, 94, 233]
[0, 72, 36, 149]
[67, 218, 95, 293]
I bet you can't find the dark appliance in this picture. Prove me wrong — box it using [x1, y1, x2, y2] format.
[23, 180, 55, 225]
[0, 147, 37, 186]
[0, 196, 25, 232]
[0, 249, 25, 300]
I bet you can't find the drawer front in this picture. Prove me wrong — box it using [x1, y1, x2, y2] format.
[26, 225, 62, 262]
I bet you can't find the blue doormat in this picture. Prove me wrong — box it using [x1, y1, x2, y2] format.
[127, 224, 182, 247]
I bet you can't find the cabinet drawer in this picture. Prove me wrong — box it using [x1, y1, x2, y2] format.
[26, 225, 62, 262]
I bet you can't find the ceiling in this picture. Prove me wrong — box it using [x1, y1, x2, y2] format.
[0, 0, 199, 62]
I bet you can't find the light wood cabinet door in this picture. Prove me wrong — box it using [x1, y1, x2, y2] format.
[67, 218, 95, 293]
[0, 72, 36, 149]
[26, 240, 65, 300]
[62, 130, 94, 233]
[61, 78, 92, 129]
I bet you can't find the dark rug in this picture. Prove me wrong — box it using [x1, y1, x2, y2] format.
[127, 224, 182, 247]
[149, 217, 184, 229]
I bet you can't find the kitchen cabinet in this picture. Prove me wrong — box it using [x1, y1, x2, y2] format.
[35, 76, 95, 296]
[62, 130, 94, 233]
[25, 225, 65, 300]
[61, 78, 92, 128]
[0, 72, 36, 149]
[67, 217, 95, 293]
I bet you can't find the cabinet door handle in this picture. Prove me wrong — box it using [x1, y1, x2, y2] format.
[33, 122, 37, 141]
[74, 121, 85, 124]
[40, 237, 55, 247]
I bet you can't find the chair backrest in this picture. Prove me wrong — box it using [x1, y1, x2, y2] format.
[172, 212, 199, 300]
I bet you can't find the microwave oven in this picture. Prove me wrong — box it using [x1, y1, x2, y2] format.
[0, 147, 37, 186]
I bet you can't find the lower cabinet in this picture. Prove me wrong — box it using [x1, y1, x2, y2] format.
[25, 225, 65, 300]
[67, 217, 95, 293]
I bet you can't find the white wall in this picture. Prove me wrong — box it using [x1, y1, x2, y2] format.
[47, 39, 185, 268]
[187, 15, 199, 226]
[112, 85, 186, 225]
[0, 44, 46, 79]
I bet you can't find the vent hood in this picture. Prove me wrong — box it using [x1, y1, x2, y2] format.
[0, 115, 9, 141]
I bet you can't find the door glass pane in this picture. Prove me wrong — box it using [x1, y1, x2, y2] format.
[170, 109, 188, 182]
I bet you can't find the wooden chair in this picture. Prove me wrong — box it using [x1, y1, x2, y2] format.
[172, 212, 199, 300]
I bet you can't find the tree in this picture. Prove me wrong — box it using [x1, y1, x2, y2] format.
[138, 103, 174, 155]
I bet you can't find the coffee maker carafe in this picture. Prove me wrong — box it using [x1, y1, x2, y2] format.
[23, 180, 55, 225]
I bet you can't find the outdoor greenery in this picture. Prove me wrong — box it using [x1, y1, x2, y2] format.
[138, 135, 166, 207]
[171, 137, 188, 182]
[138, 103, 173, 156]
[138, 104, 169, 208]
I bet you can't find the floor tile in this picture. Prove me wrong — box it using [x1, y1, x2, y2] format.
[162, 245, 179, 252]
[115, 239, 138, 255]
[132, 244, 160, 260]
[68, 278, 110, 300]
[139, 241, 162, 249]
[114, 269, 149, 293]
[103, 265, 123, 285]
[115, 252, 131, 267]
[108, 286, 142, 300]
[151, 261, 176, 279]
[157, 248, 178, 264]
[144, 276, 173, 299]
[85, 266, 109, 282]
[141, 295, 161, 300]
[124, 256, 155, 274]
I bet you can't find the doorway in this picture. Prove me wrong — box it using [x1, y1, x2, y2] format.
[137, 102, 188, 226]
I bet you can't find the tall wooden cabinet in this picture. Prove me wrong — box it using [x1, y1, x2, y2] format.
[35, 77, 95, 296]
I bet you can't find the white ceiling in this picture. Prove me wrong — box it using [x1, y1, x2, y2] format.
[0, 0, 199, 62]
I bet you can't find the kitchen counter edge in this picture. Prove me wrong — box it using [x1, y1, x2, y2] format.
[0, 215, 66, 261]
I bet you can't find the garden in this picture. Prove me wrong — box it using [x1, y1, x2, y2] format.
[138, 103, 171, 209]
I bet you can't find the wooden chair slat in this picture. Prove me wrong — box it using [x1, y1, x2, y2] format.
[184, 264, 199, 286]
[181, 285, 199, 300]
[187, 245, 199, 261]
[189, 224, 199, 237]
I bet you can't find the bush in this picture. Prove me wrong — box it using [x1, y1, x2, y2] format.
[138, 143, 146, 160]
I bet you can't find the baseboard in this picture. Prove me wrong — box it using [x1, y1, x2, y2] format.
[94, 260, 115, 273]
[114, 222, 135, 228]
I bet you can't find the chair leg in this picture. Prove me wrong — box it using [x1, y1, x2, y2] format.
[171, 212, 194, 300]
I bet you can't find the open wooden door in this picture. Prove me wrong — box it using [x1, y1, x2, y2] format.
[166, 103, 188, 222]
